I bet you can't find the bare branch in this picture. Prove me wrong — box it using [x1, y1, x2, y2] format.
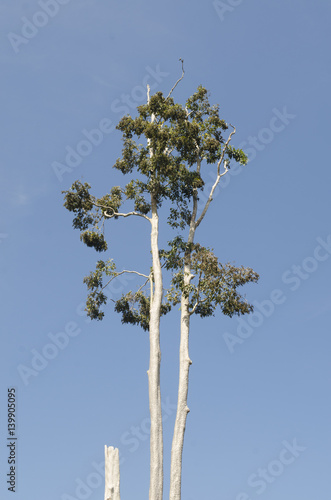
[219, 160, 229, 177]
[146, 84, 156, 160]
[195, 125, 236, 228]
[185, 106, 193, 119]
[189, 301, 198, 315]
[136, 276, 150, 294]
[104, 210, 151, 221]
[166, 58, 185, 99]
[164, 146, 175, 157]
[93, 202, 151, 222]
[116, 270, 150, 279]
[189, 296, 208, 315]
[188, 271, 202, 315]
[216, 124, 236, 176]
[102, 269, 150, 295]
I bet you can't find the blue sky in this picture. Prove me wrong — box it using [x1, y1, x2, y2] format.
[1, 1, 331, 499]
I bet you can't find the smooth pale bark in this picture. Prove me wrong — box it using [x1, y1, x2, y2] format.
[169, 144, 232, 498]
[169, 274, 192, 500]
[147, 197, 164, 500]
[146, 84, 164, 500]
[104, 446, 120, 500]
[169, 215, 196, 500]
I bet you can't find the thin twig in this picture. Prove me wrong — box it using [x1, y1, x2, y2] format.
[136, 276, 150, 294]
[166, 58, 185, 99]
[101, 269, 150, 293]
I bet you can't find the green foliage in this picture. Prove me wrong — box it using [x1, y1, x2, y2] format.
[114, 292, 172, 331]
[190, 246, 259, 317]
[63, 84, 256, 330]
[112, 86, 248, 221]
[96, 186, 123, 216]
[124, 179, 151, 214]
[63, 181, 125, 251]
[85, 291, 107, 320]
[63, 86, 249, 237]
[83, 259, 116, 319]
[224, 145, 248, 168]
[82, 259, 172, 329]
[80, 231, 107, 252]
[114, 291, 170, 331]
[161, 239, 259, 318]
[63, 181, 94, 230]
[114, 291, 151, 331]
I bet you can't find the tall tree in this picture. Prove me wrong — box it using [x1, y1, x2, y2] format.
[63, 63, 259, 500]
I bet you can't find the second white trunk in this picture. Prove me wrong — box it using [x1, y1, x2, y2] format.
[169, 270, 192, 500]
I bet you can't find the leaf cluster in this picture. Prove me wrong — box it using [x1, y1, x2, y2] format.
[161, 239, 259, 318]
[82, 259, 172, 330]
[114, 292, 171, 332]
[63, 181, 94, 230]
[83, 259, 116, 320]
[111, 86, 247, 228]
[62, 181, 125, 252]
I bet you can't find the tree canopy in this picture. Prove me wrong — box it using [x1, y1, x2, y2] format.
[63, 84, 258, 328]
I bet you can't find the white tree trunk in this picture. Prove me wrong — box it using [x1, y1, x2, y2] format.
[169, 268, 192, 500]
[146, 86, 163, 500]
[169, 200, 197, 500]
[148, 195, 164, 500]
[104, 446, 120, 500]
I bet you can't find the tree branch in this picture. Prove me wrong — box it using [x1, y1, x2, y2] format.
[115, 270, 150, 279]
[195, 125, 236, 228]
[188, 271, 202, 315]
[164, 146, 175, 157]
[102, 270, 150, 296]
[189, 296, 208, 315]
[166, 58, 185, 99]
[146, 84, 156, 160]
[216, 124, 236, 176]
[136, 276, 150, 294]
[185, 106, 193, 119]
[101, 208, 151, 221]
